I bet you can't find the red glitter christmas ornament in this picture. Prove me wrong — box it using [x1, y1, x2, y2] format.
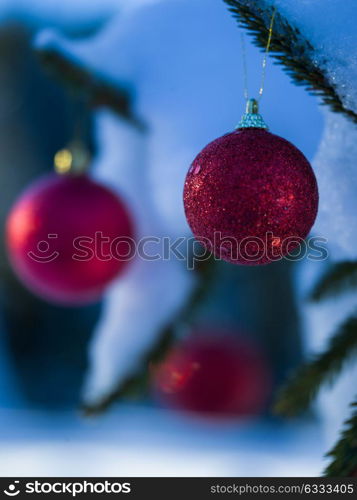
[6, 146, 134, 305]
[152, 332, 271, 418]
[183, 99, 318, 265]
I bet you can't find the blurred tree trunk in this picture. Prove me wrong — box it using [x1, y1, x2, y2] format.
[195, 259, 302, 409]
[0, 25, 99, 409]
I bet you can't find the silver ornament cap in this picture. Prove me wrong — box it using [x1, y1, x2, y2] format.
[236, 98, 268, 130]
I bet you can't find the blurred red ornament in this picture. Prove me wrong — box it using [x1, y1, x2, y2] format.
[6, 173, 134, 305]
[183, 101, 318, 265]
[152, 333, 271, 418]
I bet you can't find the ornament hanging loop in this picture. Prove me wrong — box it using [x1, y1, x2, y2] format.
[246, 98, 258, 114]
[236, 98, 268, 130]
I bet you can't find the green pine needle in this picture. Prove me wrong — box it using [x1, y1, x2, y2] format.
[274, 316, 357, 417]
[325, 400, 357, 477]
[310, 262, 357, 302]
[224, 0, 357, 124]
[37, 47, 146, 131]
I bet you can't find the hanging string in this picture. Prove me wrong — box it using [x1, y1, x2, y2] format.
[240, 6, 277, 103]
[259, 7, 277, 100]
[240, 32, 249, 102]
[54, 94, 91, 175]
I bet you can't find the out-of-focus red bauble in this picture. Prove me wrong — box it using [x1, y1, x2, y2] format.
[184, 128, 318, 265]
[152, 333, 271, 418]
[6, 173, 134, 305]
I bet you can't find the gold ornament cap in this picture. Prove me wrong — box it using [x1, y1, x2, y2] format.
[54, 141, 91, 175]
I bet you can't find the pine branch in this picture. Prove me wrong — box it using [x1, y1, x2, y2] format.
[36, 47, 146, 131]
[325, 400, 357, 477]
[310, 262, 357, 302]
[274, 316, 357, 417]
[82, 322, 174, 416]
[82, 254, 217, 416]
[224, 0, 357, 124]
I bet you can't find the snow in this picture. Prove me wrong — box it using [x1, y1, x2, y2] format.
[295, 258, 357, 451]
[83, 113, 195, 404]
[262, 0, 357, 113]
[0, 406, 325, 476]
[313, 111, 357, 261]
[0, 0, 116, 32]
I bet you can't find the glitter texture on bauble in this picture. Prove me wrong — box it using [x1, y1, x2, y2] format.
[183, 100, 319, 265]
